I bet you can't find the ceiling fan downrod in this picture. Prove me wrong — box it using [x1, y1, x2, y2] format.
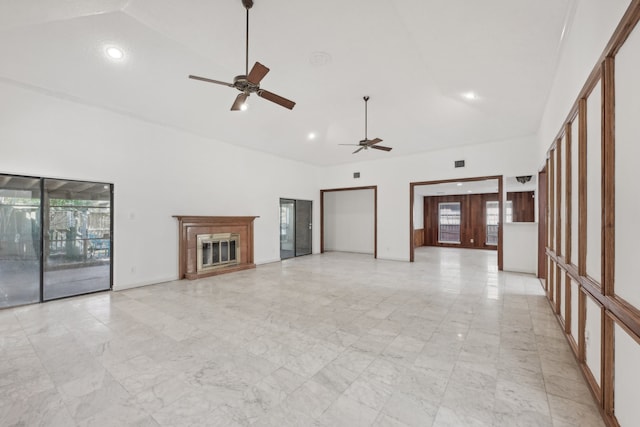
[364, 96, 370, 141]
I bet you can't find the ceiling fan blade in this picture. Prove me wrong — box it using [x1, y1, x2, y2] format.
[367, 138, 383, 145]
[188, 75, 235, 87]
[247, 62, 270, 85]
[258, 90, 296, 110]
[353, 147, 365, 154]
[370, 145, 392, 152]
[231, 93, 249, 111]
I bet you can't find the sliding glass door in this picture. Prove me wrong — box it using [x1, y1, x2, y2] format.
[43, 179, 112, 300]
[0, 176, 41, 308]
[280, 198, 312, 260]
[0, 174, 112, 308]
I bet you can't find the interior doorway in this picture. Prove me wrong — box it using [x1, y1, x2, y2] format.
[320, 186, 377, 258]
[410, 176, 503, 270]
[280, 198, 312, 260]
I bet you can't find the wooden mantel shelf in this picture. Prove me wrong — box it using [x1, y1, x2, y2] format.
[173, 216, 259, 280]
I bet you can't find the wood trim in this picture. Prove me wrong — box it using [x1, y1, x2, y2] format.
[320, 186, 378, 258]
[497, 176, 504, 271]
[565, 122, 573, 265]
[603, 57, 615, 297]
[547, 249, 640, 340]
[578, 98, 588, 278]
[566, 271, 572, 335]
[578, 288, 586, 363]
[556, 139, 562, 257]
[410, 182, 415, 262]
[409, 175, 503, 270]
[603, 312, 614, 420]
[538, 168, 547, 279]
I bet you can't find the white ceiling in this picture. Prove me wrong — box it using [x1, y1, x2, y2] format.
[0, 0, 573, 166]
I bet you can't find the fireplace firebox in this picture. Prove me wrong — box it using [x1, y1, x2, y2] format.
[197, 233, 240, 273]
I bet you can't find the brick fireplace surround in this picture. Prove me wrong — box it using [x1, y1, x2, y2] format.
[173, 216, 258, 279]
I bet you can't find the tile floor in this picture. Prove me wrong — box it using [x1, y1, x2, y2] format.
[0, 248, 604, 426]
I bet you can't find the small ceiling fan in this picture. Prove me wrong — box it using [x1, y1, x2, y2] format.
[340, 96, 392, 154]
[188, 0, 295, 111]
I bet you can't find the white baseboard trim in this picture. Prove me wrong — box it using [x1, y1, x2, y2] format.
[113, 276, 178, 291]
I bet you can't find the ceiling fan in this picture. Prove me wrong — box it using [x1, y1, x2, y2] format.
[340, 96, 392, 154]
[188, 0, 295, 111]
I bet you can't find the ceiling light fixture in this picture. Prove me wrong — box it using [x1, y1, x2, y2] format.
[240, 101, 249, 111]
[105, 46, 124, 60]
[516, 175, 532, 184]
[462, 92, 477, 100]
[308, 132, 316, 140]
[457, 183, 463, 186]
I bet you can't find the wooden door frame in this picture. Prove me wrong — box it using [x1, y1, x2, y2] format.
[409, 175, 503, 270]
[538, 167, 547, 278]
[320, 186, 377, 258]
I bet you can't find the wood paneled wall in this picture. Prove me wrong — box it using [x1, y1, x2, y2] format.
[413, 229, 424, 247]
[541, 2, 640, 425]
[423, 193, 498, 249]
[507, 191, 535, 222]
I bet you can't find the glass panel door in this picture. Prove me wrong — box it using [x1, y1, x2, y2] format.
[295, 200, 312, 256]
[0, 175, 41, 308]
[43, 179, 111, 300]
[280, 199, 295, 259]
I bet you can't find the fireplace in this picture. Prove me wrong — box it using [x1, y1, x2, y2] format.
[197, 233, 240, 273]
[174, 216, 258, 279]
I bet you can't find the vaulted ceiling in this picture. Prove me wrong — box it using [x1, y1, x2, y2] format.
[0, 0, 573, 166]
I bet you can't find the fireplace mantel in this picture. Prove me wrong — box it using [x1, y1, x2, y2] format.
[173, 216, 258, 280]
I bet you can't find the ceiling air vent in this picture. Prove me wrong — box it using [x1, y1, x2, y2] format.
[455, 160, 465, 168]
[353, 172, 360, 179]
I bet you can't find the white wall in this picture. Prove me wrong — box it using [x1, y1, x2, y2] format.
[323, 189, 374, 254]
[537, 0, 631, 160]
[319, 136, 538, 261]
[413, 195, 424, 229]
[0, 82, 321, 290]
[503, 223, 537, 274]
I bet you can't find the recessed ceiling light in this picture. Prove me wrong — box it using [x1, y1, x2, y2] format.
[105, 46, 124, 60]
[468, 190, 472, 193]
[457, 183, 463, 186]
[308, 132, 316, 140]
[462, 92, 477, 100]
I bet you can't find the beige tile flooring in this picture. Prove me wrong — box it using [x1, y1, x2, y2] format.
[0, 248, 604, 426]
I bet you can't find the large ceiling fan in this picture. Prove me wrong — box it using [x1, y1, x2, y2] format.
[340, 96, 392, 154]
[188, 0, 295, 111]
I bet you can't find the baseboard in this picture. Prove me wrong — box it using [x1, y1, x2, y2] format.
[113, 276, 178, 291]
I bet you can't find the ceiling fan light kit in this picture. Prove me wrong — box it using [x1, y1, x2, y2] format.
[188, 0, 295, 111]
[339, 96, 393, 154]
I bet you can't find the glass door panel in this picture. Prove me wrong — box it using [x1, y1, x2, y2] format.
[0, 175, 41, 308]
[295, 200, 312, 256]
[280, 199, 295, 260]
[43, 179, 111, 300]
